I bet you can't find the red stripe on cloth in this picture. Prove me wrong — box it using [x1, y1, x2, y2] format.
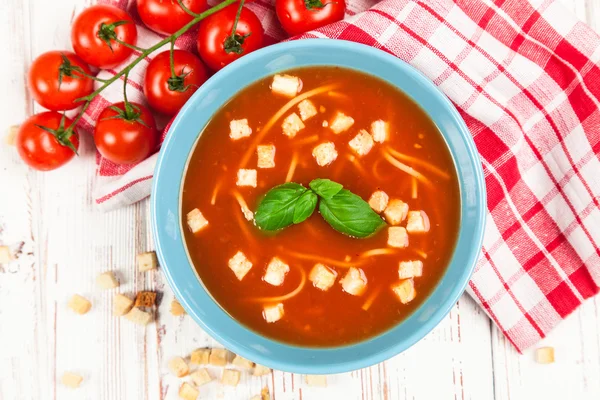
[95, 175, 153, 204]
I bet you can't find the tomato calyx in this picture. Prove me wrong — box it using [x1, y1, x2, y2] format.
[167, 67, 194, 92]
[58, 54, 87, 88]
[104, 102, 150, 128]
[34, 113, 78, 155]
[304, 0, 331, 10]
[97, 21, 131, 51]
[224, 33, 252, 54]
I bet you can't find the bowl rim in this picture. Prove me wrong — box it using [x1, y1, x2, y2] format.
[151, 38, 486, 374]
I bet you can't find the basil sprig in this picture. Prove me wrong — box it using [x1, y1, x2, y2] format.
[254, 179, 385, 238]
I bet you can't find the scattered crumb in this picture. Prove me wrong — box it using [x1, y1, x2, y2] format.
[0, 246, 13, 263]
[137, 251, 158, 272]
[170, 299, 186, 316]
[221, 369, 241, 386]
[253, 363, 271, 376]
[169, 357, 190, 377]
[305, 374, 327, 387]
[535, 347, 555, 364]
[68, 294, 92, 315]
[125, 307, 153, 326]
[96, 271, 119, 290]
[191, 368, 212, 386]
[113, 293, 134, 316]
[232, 354, 254, 369]
[61, 372, 83, 388]
[190, 348, 210, 365]
[134, 291, 157, 307]
[209, 348, 228, 366]
[5, 125, 18, 145]
[186, 208, 209, 234]
[179, 382, 199, 400]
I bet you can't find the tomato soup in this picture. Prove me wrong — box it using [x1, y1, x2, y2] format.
[181, 67, 460, 347]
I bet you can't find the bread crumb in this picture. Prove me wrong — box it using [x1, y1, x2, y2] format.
[113, 293, 134, 316]
[535, 347, 555, 364]
[232, 354, 254, 369]
[179, 382, 199, 400]
[96, 271, 119, 290]
[221, 369, 241, 386]
[134, 291, 157, 307]
[137, 251, 158, 272]
[170, 299, 186, 316]
[392, 279, 416, 304]
[368, 191, 389, 213]
[253, 363, 272, 376]
[68, 294, 91, 315]
[186, 208, 209, 234]
[236, 169, 258, 188]
[209, 348, 228, 366]
[190, 348, 210, 365]
[257, 144, 276, 169]
[298, 99, 317, 121]
[125, 307, 153, 326]
[0, 246, 13, 263]
[61, 372, 83, 388]
[191, 368, 212, 386]
[230, 119, 252, 140]
[5, 125, 19, 145]
[305, 374, 327, 387]
[271, 74, 301, 98]
[168, 357, 190, 377]
[312, 142, 338, 166]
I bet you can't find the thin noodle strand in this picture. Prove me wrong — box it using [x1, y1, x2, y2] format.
[386, 147, 451, 180]
[210, 181, 222, 205]
[382, 150, 432, 186]
[345, 154, 368, 177]
[362, 286, 382, 311]
[360, 248, 398, 258]
[284, 248, 366, 268]
[413, 249, 428, 259]
[294, 135, 319, 145]
[250, 267, 307, 303]
[285, 153, 298, 182]
[411, 177, 418, 199]
[240, 83, 340, 168]
[234, 207, 257, 247]
[232, 190, 253, 221]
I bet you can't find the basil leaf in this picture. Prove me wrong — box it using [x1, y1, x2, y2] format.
[319, 189, 386, 238]
[254, 183, 310, 231]
[293, 190, 318, 224]
[309, 178, 343, 199]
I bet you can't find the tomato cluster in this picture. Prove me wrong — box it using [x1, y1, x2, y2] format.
[19, 0, 346, 171]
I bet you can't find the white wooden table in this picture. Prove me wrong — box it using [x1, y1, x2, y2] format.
[1, 1, 599, 399]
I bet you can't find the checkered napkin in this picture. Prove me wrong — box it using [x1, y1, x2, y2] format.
[80, 0, 600, 352]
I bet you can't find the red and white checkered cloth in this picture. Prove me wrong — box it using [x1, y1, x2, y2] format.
[79, 0, 600, 352]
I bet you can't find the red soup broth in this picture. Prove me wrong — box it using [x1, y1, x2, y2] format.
[181, 67, 460, 347]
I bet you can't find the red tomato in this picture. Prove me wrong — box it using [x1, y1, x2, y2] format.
[137, 0, 208, 35]
[144, 50, 209, 116]
[94, 102, 158, 165]
[275, 0, 345, 36]
[28, 51, 94, 111]
[71, 4, 138, 69]
[197, 5, 264, 71]
[16, 112, 79, 171]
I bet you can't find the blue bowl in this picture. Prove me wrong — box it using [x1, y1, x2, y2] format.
[152, 39, 486, 374]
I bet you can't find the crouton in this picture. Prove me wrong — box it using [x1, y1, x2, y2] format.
[260, 387, 271, 400]
[257, 144, 276, 169]
[134, 291, 156, 307]
[383, 199, 409, 225]
[370, 120, 389, 143]
[312, 142, 338, 166]
[190, 348, 210, 365]
[398, 260, 423, 279]
[263, 303, 284, 323]
[221, 369, 241, 387]
[298, 99, 317, 121]
[263, 257, 290, 286]
[282, 112, 305, 138]
[209, 348, 228, 366]
[348, 129, 374, 156]
[406, 210, 430, 233]
[329, 112, 354, 134]
[125, 307, 153, 326]
[271, 74, 301, 98]
[61, 372, 83, 388]
[68, 294, 91, 315]
[230, 119, 252, 140]
[0, 246, 13, 263]
[186, 208, 208, 234]
[236, 169, 257, 187]
[232, 354, 254, 369]
[170, 299, 186, 316]
[113, 293, 134, 316]
[191, 368, 212, 386]
[340, 267, 368, 296]
[228, 251, 253, 281]
[137, 251, 158, 272]
[253, 364, 271, 376]
[309, 263, 337, 291]
[322, 120, 328, 127]
[388, 227, 409, 248]
[179, 382, 199, 400]
[305, 375, 327, 387]
[368, 191, 389, 213]
[5, 125, 19, 146]
[392, 279, 416, 304]
[96, 271, 119, 289]
[169, 357, 190, 377]
[535, 347, 555, 364]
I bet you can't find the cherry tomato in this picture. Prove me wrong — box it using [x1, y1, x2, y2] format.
[276, 0, 345, 36]
[71, 4, 138, 69]
[197, 5, 264, 71]
[16, 112, 79, 171]
[144, 50, 209, 116]
[137, 0, 208, 35]
[28, 51, 94, 111]
[94, 102, 158, 165]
